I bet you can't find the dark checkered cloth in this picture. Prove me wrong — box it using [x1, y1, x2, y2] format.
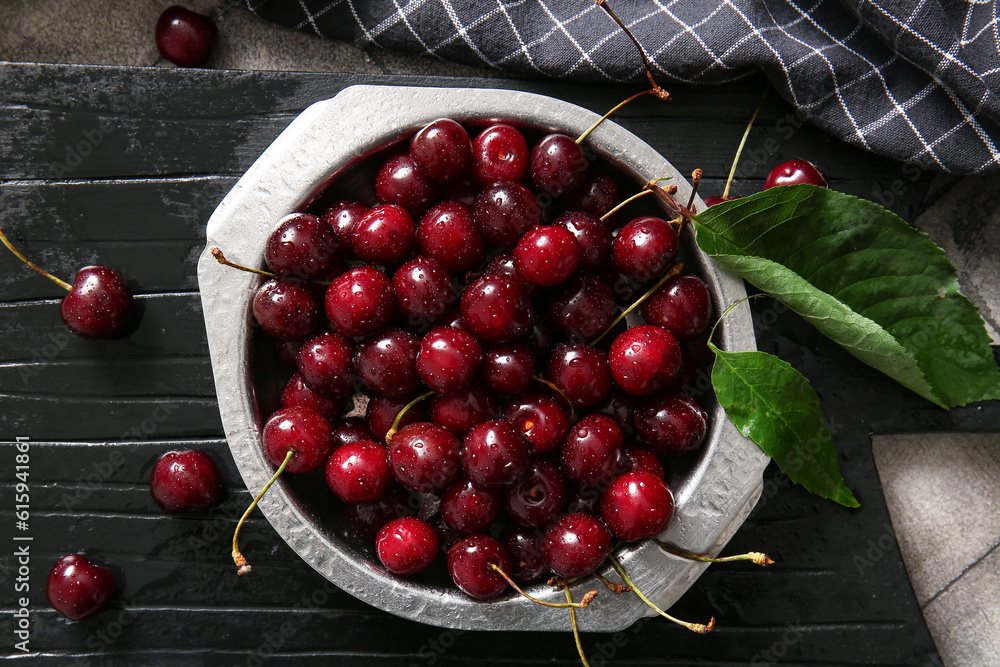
[246, 0, 1000, 174]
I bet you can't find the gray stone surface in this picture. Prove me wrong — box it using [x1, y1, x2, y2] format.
[872, 433, 1000, 604]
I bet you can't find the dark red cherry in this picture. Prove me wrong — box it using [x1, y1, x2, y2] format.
[473, 181, 542, 248]
[472, 124, 530, 185]
[500, 525, 548, 585]
[560, 413, 627, 487]
[543, 512, 612, 578]
[416, 327, 483, 395]
[321, 200, 368, 244]
[512, 225, 582, 286]
[353, 328, 421, 397]
[545, 342, 612, 409]
[565, 173, 619, 220]
[417, 202, 487, 273]
[297, 331, 354, 398]
[460, 274, 533, 344]
[608, 325, 682, 396]
[633, 391, 708, 455]
[480, 344, 536, 395]
[410, 118, 473, 184]
[282, 373, 345, 421]
[330, 417, 375, 449]
[448, 534, 512, 599]
[601, 471, 675, 541]
[428, 384, 499, 436]
[262, 406, 333, 474]
[345, 485, 412, 542]
[392, 256, 456, 327]
[155, 5, 217, 68]
[461, 419, 531, 488]
[349, 204, 415, 266]
[375, 153, 440, 216]
[547, 274, 617, 342]
[366, 395, 429, 443]
[502, 393, 569, 455]
[326, 266, 395, 338]
[60, 266, 134, 338]
[624, 447, 665, 478]
[325, 440, 392, 503]
[594, 390, 636, 437]
[275, 339, 302, 368]
[530, 133, 588, 198]
[641, 274, 712, 342]
[764, 159, 828, 189]
[440, 479, 503, 534]
[377, 517, 440, 575]
[46, 554, 115, 620]
[612, 216, 679, 282]
[149, 449, 223, 513]
[505, 459, 567, 528]
[388, 422, 461, 492]
[702, 195, 741, 207]
[554, 211, 613, 272]
[264, 213, 340, 280]
[252, 279, 322, 341]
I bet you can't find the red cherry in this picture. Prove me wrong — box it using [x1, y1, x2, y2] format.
[388, 422, 461, 492]
[264, 213, 340, 280]
[512, 225, 582, 287]
[461, 419, 531, 488]
[325, 440, 392, 504]
[46, 554, 115, 620]
[375, 153, 440, 216]
[155, 5, 217, 68]
[472, 124, 529, 185]
[611, 216, 679, 283]
[634, 391, 708, 455]
[417, 202, 487, 273]
[149, 449, 223, 513]
[543, 513, 612, 578]
[608, 324, 682, 396]
[262, 406, 333, 474]
[440, 479, 503, 534]
[560, 413, 627, 487]
[281, 373, 346, 421]
[764, 159, 828, 189]
[447, 534, 512, 599]
[325, 266, 395, 338]
[416, 327, 484, 396]
[59, 266, 134, 339]
[409, 118, 473, 184]
[641, 274, 712, 343]
[376, 517, 439, 575]
[349, 204, 416, 266]
[600, 471, 675, 541]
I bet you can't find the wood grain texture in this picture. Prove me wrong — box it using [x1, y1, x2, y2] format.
[2, 61, 992, 665]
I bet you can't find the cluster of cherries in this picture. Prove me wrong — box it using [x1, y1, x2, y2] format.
[239, 116, 716, 601]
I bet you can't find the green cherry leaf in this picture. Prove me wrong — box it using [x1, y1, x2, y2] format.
[709, 343, 859, 508]
[693, 185, 1000, 409]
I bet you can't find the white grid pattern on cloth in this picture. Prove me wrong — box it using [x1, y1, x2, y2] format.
[247, 0, 1000, 174]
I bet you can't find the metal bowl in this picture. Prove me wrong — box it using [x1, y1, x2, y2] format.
[197, 85, 768, 632]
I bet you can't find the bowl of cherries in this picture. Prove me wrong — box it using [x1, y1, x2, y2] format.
[197, 85, 768, 633]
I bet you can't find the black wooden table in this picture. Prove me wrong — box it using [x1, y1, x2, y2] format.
[2, 61, 997, 665]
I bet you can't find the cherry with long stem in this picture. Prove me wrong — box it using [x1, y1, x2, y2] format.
[607, 554, 715, 634]
[211, 247, 330, 285]
[232, 450, 294, 575]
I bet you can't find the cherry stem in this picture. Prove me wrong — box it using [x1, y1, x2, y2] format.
[232, 449, 294, 576]
[488, 564, 596, 608]
[211, 247, 277, 279]
[576, 89, 656, 145]
[652, 538, 774, 566]
[531, 376, 576, 422]
[594, 572, 631, 593]
[607, 554, 715, 634]
[385, 391, 435, 443]
[563, 586, 592, 667]
[589, 262, 684, 347]
[596, 0, 671, 101]
[722, 83, 769, 200]
[648, 182, 700, 223]
[686, 169, 703, 211]
[0, 223, 72, 291]
[599, 187, 654, 223]
[705, 293, 763, 349]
